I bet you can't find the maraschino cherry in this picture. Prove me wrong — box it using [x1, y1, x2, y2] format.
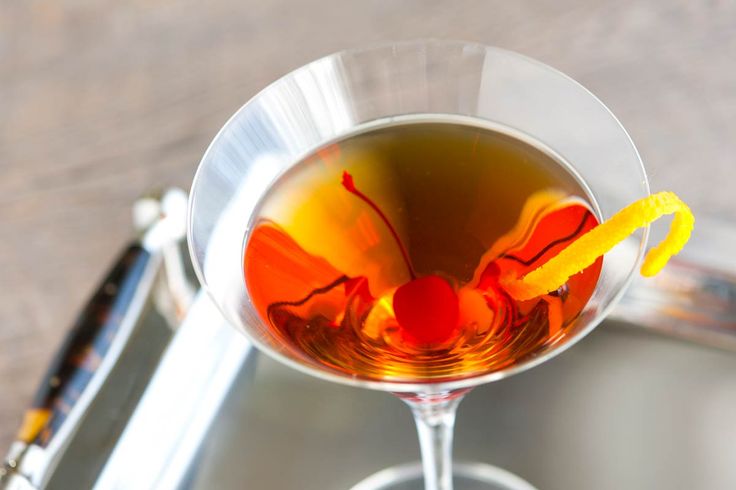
[342, 171, 460, 345]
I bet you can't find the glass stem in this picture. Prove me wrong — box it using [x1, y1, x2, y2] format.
[403, 392, 466, 490]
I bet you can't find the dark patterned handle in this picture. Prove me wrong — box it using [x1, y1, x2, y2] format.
[16, 244, 151, 447]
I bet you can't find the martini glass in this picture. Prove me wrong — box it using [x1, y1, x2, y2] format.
[187, 40, 648, 489]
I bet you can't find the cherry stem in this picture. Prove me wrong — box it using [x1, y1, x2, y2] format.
[341, 171, 416, 279]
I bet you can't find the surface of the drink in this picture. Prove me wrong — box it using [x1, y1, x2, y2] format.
[243, 120, 602, 383]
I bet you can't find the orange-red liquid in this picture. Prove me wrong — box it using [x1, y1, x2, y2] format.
[244, 121, 602, 383]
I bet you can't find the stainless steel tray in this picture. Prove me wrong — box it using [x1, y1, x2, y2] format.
[186, 322, 736, 490]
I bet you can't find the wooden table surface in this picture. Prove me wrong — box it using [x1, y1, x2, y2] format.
[1, 0, 734, 451]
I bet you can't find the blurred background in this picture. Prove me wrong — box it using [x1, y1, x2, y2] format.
[1, 0, 734, 463]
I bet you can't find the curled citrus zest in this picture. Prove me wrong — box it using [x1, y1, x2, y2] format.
[503, 191, 694, 301]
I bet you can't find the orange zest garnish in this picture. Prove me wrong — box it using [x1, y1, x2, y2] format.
[502, 191, 694, 301]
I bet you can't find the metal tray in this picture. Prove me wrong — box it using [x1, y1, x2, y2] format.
[185, 322, 736, 490]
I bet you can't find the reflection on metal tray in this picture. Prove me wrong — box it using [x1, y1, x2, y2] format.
[186, 322, 736, 490]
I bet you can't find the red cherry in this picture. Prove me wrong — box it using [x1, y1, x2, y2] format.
[393, 275, 459, 345]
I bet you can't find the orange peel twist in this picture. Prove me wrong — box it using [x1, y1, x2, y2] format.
[503, 191, 694, 301]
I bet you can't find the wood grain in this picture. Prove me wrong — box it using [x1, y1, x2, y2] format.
[1, 0, 735, 451]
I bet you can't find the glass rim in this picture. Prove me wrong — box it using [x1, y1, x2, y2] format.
[187, 39, 650, 393]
